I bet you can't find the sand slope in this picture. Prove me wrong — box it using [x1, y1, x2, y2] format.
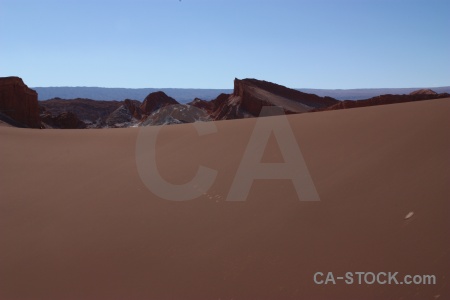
[1, 99, 449, 299]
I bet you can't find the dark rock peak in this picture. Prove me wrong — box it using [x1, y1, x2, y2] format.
[188, 98, 204, 104]
[140, 91, 179, 115]
[123, 99, 141, 106]
[409, 89, 437, 95]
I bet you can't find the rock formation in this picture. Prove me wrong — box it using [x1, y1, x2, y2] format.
[123, 99, 143, 120]
[39, 98, 125, 125]
[188, 98, 216, 113]
[197, 78, 339, 120]
[140, 91, 179, 115]
[142, 104, 211, 126]
[5, 76, 447, 129]
[0, 76, 41, 128]
[105, 100, 142, 128]
[41, 111, 86, 129]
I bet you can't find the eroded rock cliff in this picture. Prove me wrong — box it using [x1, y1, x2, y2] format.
[207, 78, 339, 120]
[0, 77, 41, 128]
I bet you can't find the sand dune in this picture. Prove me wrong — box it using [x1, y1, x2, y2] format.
[1, 99, 449, 299]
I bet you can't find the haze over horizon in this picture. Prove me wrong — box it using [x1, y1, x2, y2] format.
[1, 0, 449, 89]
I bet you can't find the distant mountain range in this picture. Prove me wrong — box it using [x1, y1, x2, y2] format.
[33, 86, 450, 102]
[33, 87, 232, 103]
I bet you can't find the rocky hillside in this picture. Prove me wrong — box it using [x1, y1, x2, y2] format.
[0, 77, 41, 128]
[142, 104, 211, 126]
[3, 76, 449, 129]
[39, 98, 126, 127]
[191, 78, 339, 120]
[40, 111, 86, 129]
[105, 99, 142, 128]
[38, 92, 181, 128]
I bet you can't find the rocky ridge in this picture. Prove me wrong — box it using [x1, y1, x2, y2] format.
[2, 76, 449, 129]
[315, 91, 450, 112]
[39, 98, 123, 127]
[40, 111, 86, 129]
[204, 78, 340, 120]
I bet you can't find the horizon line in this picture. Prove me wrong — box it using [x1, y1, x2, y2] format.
[31, 85, 450, 90]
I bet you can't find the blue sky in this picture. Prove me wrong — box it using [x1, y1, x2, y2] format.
[1, 0, 449, 88]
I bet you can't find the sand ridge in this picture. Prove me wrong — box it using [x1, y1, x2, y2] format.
[1, 99, 449, 299]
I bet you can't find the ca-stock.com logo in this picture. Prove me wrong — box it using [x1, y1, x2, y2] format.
[135, 105, 320, 202]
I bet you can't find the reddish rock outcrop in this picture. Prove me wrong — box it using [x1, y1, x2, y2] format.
[235, 78, 338, 110]
[187, 94, 232, 119]
[205, 78, 339, 120]
[140, 91, 179, 116]
[0, 76, 41, 128]
[41, 111, 86, 129]
[188, 98, 215, 113]
[123, 99, 142, 120]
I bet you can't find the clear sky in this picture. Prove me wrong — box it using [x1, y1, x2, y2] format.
[1, 0, 449, 89]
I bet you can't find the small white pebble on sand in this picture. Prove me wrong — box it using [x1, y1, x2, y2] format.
[405, 211, 414, 220]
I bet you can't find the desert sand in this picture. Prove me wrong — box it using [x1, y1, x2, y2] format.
[1, 99, 449, 299]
